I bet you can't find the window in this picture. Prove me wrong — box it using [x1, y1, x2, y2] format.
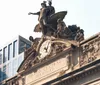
[18, 55, 23, 67]
[8, 62, 12, 77]
[3, 65, 7, 80]
[0, 68, 1, 81]
[8, 44, 13, 60]
[0, 50, 2, 65]
[0, 67, 3, 82]
[19, 40, 31, 54]
[13, 40, 18, 57]
[3, 47, 8, 63]
[6, 63, 9, 78]
[12, 59, 17, 76]
[19, 40, 25, 53]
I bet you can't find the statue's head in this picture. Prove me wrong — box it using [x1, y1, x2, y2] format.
[41, 2, 46, 7]
[48, 0, 52, 6]
[80, 29, 84, 33]
[29, 36, 34, 42]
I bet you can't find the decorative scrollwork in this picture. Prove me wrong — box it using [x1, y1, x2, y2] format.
[80, 37, 100, 66]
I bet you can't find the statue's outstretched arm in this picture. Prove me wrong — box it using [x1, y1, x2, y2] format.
[28, 11, 40, 15]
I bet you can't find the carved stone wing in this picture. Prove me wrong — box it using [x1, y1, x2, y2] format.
[49, 11, 67, 24]
[34, 11, 67, 32]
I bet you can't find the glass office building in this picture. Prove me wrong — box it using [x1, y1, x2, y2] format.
[0, 35, 31, 82]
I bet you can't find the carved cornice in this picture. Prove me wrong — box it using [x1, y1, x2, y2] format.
[79, 32, 100, 67]
[80, 32, 100, 45]
[60, 64, 100, 85]
[44, 59, 100, 85]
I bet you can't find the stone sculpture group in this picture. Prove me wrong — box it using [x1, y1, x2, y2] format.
[28, 0, 84, 42]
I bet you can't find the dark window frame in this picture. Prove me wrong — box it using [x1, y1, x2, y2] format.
[8, 43, 12, 60]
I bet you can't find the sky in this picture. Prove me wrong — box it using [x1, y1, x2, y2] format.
[0, 0, 100, 47]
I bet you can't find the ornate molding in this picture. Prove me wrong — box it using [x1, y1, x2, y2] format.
[80, 36, 100, 66]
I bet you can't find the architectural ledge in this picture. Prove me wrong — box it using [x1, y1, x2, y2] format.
[43, 59, 100, 85]
[80, 32, 100, 45]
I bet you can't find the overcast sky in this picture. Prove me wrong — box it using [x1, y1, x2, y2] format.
[0, 0, 100, 47]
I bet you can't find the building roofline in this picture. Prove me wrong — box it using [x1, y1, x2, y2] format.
[80, 32, 100, 45]
[0, 35, 30, 49]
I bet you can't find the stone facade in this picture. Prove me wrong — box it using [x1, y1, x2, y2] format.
[1, 32, 100, 85]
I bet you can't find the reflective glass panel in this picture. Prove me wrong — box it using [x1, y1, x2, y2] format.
[3, 47, 8, 63]
[8, 44, 13, 60]
[13, 40, 18, 57]
[0, 50, 2, 65]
